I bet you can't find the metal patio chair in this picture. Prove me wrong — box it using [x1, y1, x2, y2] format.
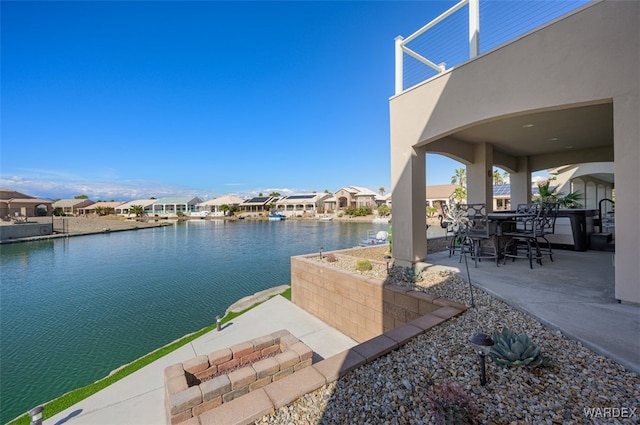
[458, 203, 499, 267]
[536, 202, 559, 262]
[502, 203, 545, 268]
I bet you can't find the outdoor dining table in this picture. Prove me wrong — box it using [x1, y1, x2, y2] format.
[487, 212, 536, 235]
[487, 211, 537, 255]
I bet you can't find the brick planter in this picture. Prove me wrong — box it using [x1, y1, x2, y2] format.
[291, 248, 468, 342]
[164, 330, 312, 425]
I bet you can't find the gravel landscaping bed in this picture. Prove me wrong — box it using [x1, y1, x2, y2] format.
[258, 246, 640, 424]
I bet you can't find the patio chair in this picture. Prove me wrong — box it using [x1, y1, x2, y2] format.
[440, 204, 463, 257]
[458, 203, 499, 267]
[536, 202, 559, 262]
[502, 203, 545, 268]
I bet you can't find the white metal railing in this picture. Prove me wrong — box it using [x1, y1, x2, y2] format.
[395, 0, 477, 95]
[395, 0, 591, 95]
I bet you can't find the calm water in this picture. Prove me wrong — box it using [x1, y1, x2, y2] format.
[2, 220, 433, 422]
[0, 220, 446, 422]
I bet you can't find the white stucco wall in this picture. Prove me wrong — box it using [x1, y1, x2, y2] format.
[390, 1, 639, 303]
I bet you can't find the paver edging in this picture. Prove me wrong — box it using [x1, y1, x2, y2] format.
[193, 306, 466, 425]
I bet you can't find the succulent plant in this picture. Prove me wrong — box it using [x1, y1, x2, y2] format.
[489, 327, 554, 368]
[355, 258, 372, 272]
[402, 266, 423, 282]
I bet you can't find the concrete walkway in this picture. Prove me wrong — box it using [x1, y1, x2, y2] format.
[422, 248, 640, 375]
[44, 296, 357, 425]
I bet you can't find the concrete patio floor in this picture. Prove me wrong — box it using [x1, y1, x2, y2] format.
[421, 247, 640, 375]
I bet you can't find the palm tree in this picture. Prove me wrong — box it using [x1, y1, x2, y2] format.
[451, 168, 467, 187]
[379, 187, 385, 196]
[129, 205, 146, 217]
[452, 187, 467, 204]
[269, 192, 280, 197]
[219, 204, 229, 216]
[493, 170, 504, 185]
[536, 179, 583, 208]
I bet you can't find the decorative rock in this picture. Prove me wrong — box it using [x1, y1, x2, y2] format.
[256, 249, 640, 425]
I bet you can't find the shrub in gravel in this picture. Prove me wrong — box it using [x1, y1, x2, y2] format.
[425, 382, 479, 425]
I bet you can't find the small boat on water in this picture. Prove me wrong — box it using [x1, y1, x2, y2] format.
[268, 212, 286, 221]
[359, 230, 389, 247]
[319, 215, 333, 222]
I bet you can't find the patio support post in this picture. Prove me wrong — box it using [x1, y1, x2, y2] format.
[467, 142, 494, 212]
[613, 91, 640, 304]
[510, 156, 532, 207]
[390, 145, 427, 268]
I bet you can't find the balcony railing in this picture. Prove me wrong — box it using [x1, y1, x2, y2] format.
[395, 0, 592, 95]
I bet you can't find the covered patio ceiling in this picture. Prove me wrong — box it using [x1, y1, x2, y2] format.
[426, 102, 614, 175]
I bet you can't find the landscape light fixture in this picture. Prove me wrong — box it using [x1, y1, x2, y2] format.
[29, 405, 43, 425]
[469, 333, 494, 386]
[319, 247, 323, 259]
[216, 315, 222, 332]
[384, 255, 392, 274]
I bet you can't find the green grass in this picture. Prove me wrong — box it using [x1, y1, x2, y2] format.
[7, 288, 292, 425]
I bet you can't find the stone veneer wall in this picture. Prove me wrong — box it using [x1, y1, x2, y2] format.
[164, 330, 312, 425]
[291, 250, 466, 343]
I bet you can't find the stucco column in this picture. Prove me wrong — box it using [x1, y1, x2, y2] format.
[510, 156, 532, 207]
[466, 142, 494, 211]
[614, 93, 640, 304]
[391, 145, 427, 267]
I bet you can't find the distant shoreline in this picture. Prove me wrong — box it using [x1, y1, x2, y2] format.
[1, 215, 442, 245]
[0, 215, 378, 244]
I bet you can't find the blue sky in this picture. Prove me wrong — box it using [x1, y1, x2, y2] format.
[1, 1, 583, 201]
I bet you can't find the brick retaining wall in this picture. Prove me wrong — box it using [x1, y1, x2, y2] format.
[291, 250, 466, 342]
